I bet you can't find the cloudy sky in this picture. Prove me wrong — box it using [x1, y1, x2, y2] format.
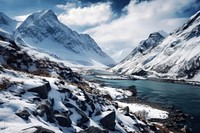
[0, 0, 200, 62]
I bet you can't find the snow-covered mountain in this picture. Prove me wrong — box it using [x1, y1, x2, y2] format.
[125, 32, 165, 59]
[112, 32, 166, 75]
[112, 10, 200, 82]
[14, 10, 115, 67]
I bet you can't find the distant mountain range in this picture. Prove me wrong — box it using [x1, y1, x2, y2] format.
[0, 10, 115, 67]
[112, 10, 200, 83]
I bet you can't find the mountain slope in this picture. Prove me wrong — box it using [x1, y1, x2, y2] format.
[0, 12, 17, 34]
[112, 10, 200, 82]
[0, 12, 17, 40]
[113, 32, 166, 75]
[14, 10, 115, 67]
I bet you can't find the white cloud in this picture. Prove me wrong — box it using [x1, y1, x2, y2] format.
[57, 2, 113, 27]
[56, 3, 77, 11]
[84, 0, 194, 62]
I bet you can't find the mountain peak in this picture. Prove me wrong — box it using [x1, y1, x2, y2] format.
[121, 31, 165, 63]
[135, 31, 165, 54]
[0, 12, 11, 25]
[39, 10, 57, 18]
[0, 12, 17, 34]
[149, 32, 164, 39]
[29, 10, 58, 22]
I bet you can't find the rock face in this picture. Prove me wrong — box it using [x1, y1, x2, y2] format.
[64, 102, 89, 127]
[28, 82, 51, 99]
[112, 11, 200, 82]
[15, 109, 30, 120]
[54, 114, 72, 127]
[14, 10, 115, 67]
[36, 101, 55, 123]
[100, 111, 116, 131]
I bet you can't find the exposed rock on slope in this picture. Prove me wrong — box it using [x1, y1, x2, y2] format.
[112, 10, 200, 82]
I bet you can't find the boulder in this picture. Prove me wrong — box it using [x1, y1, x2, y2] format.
[0, 99, 4, 105]
[123, 106, 129, 116]
[95, 111, 101, 116]
[22, 126, 55, 133]
[181, 125, 191, 133]
[58, 87, 71, 93]
[78, 100, 87, 111]
[100, 111, 116, 131]
[77, 111, 89, 127]
[37, 101, 54, 122]
[55, 114, 72, 127]
[78, 126, 108, 133]
[64, 102, 89, 126]
[28, 82, 51, 99]
[16, 109, 30, 120]
[128, 85, 137, 96]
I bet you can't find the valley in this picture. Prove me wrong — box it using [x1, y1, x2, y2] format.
[0, 4, 199, 133]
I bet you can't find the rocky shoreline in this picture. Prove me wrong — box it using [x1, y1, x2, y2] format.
[119, 96, 193, 133]
[82, 75, 194, 133]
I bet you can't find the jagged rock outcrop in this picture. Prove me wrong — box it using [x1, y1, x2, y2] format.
[28, 82, 51, 99]
[54, 114, 72, 127]
[100, 111, 116, 131]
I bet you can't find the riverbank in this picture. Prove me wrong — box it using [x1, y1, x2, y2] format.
[86, 71, 200, 87]
[119, 96, 193, 133]
[86, 79, 192, 132]
[85, 80, 192, 133]
[84, 68, 200, 86]
[82, 70, 200, 133]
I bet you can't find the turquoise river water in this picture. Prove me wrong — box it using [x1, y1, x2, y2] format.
[83, 70, 200, 132]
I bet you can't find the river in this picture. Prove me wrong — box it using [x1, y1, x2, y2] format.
[82, 70, 200, 132]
